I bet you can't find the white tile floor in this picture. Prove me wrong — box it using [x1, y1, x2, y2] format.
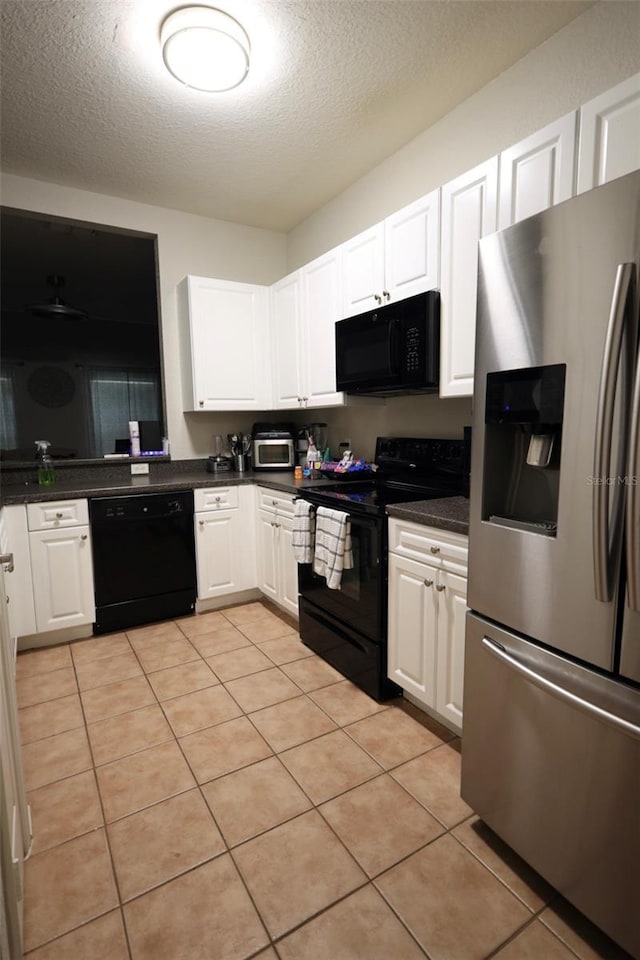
[17, 601, 633, 960]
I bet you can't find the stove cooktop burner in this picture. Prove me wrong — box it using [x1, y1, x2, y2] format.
[300, 436, 469, 516]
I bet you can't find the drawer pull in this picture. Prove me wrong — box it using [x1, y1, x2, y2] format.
[215, 496, 221, 503]
[424, 578, 433, 588]
[80, 534, 88, 541]
[430, 546, 440, 554]
[436, 583, 446, 592]
[55, 512, 64, 519]
[198, 520, 205, 527]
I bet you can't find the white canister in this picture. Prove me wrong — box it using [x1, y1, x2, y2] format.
[129, 421, 141, 457]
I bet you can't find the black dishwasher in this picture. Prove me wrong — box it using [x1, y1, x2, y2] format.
[90, 491, 197, 634]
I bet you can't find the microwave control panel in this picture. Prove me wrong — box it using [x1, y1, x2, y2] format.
[405, 325, 422, 373]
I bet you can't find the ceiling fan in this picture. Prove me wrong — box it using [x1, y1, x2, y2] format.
[27, 274, 87, 320]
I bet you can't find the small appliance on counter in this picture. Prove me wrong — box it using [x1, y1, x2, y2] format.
[252, 422, 295, 471]
[206, 434, 233, 473]
[295, 422, 328, 465]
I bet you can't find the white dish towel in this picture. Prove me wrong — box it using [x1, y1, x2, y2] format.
[292, 499, 316, 564]
[313, 506, 353, 589]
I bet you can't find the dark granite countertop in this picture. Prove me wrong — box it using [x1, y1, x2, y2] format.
[0, 465, 334, 506]
[386, 496, 469, 536]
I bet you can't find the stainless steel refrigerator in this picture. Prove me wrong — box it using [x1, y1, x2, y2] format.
[462, 170, 640, 960]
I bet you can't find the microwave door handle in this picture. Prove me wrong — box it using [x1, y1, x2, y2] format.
[387, 318, 401, 374]
[593, 262, 634, 601]
[626, 330, 640, 612]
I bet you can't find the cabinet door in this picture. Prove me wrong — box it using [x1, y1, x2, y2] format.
[0, 507, 36, 639]
[577, 73, 640, 193]
[271, 270, 304, 409]
[341, 223, 385, 318]
[384, 190, 440, 301]
[387, 553, 437, 706]
[277, 516, 299, 619]
[301, 248, 345, 407]
[256, 509, 278, 603]
[440, 156, 498, 398]
[195, 510, 241, 600]
[184, 276, 272, 411]
[29, 527, 95, 632]
[498, 113, 577, 229]
[435, 570, 468, 732]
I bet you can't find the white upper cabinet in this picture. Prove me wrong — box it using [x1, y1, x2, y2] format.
[577, 72, 640, 193]
[178, 275, 272, 411]
[271, 270, 304, 408]
[342, 190, 440, 317]
[498, 112, 577, 229]
[272, 250, 344, 410]
[301, 247, 345, 407]
[440, 157, 498, 398]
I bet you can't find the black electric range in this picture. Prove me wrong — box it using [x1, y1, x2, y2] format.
[297, 436, 469, 701]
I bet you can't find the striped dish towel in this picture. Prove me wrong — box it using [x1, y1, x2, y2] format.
[292, 499, 315, 563]
[313, 507, 353, 589]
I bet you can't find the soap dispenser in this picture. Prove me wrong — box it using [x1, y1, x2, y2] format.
[35, 440, 56, 486]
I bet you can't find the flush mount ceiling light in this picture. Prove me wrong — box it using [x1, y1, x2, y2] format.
[160, 6, 250, 92]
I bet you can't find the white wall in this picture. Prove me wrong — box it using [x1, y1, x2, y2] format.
[0, 174, 287, 460]
[287, 1, 640, 268]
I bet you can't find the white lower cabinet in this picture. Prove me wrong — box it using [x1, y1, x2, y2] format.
[0, 505, 36, 640]
[194, 486, 257, 600]
[256, 488, 298, 618]
[387, 519, 468, 733]
[29, 525, 95, 633]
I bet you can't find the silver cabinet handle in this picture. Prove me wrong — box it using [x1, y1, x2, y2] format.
[430, 546, 440, 554]
[627, 328, 640, 612]
[80, 534, 88, 541]
[424, 578, 433, 587]
[593, 262, 635, 601]
[55, 512, 63, 519]
[383, 290, 390, 301]
[0, 553, 14, 573]
[482, 636, 640, 740]
[198, 519, 205, 527]
[435, 583, 446, 592]
[215, 496, 221, 503]
[199, 400, 204, 407]
[272, 500, 277, 506]
[374, 293, 382, 304]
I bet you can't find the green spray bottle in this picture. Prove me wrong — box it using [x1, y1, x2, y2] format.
[35, 440, 56, 486]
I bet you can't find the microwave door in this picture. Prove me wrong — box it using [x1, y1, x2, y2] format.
[336, 313, 397, 390]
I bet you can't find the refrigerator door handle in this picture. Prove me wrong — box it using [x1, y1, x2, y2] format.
[593, 262, 635, 601]
[627, 342, 640, 612]
[481, 636, 640, 740]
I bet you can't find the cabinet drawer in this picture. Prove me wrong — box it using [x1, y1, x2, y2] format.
[389, 518, 468, 571]
[194, 486, 239, 511]
[27, 499, 89, 531]
[257, 488, 295, 517]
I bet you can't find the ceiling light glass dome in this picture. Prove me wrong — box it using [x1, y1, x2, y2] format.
[160, 6, 250, 92]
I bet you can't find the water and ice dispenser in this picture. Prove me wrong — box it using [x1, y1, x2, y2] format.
[482, 364, 566, 536]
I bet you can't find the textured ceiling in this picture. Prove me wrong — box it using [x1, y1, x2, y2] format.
[0, 0, 593, 232]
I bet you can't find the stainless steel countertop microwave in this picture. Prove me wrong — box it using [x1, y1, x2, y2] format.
[335, 290, 439, 395]
[251, 422, 295, 471]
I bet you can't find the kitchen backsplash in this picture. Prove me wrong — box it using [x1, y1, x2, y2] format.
[183, 395, 472, 462]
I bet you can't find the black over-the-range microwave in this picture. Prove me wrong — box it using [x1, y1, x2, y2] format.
[335, 290, 439, 395]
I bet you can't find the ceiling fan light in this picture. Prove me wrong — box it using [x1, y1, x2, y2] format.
[160, 7, 250, 92]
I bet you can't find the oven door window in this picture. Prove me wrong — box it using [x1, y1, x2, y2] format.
[298, 512, 381, 642]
